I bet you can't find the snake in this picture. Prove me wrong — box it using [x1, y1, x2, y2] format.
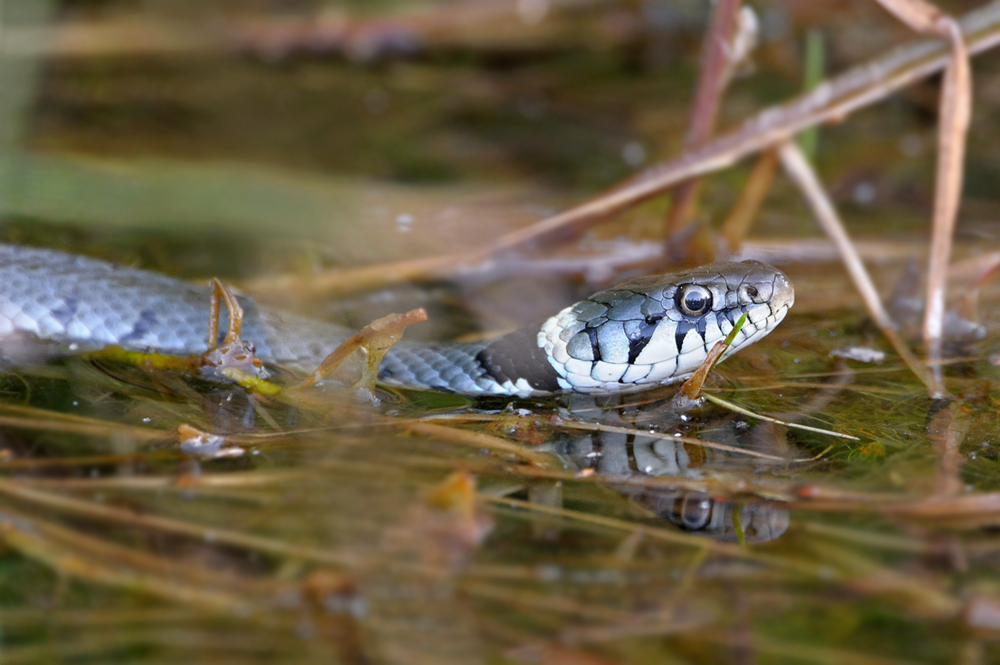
[0, 244, 793, 396]
[539, 430, 790, 543]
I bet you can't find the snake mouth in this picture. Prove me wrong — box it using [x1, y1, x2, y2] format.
[770, 270, 795, 314]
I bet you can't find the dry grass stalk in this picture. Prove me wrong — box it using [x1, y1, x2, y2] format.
[663, 0, 745, 253]
[485, 495, 829, 578]
[721, 149, 779, 252]
[0, 478, 358, 567]
[0, 508, 259, 611]
[296, 307, 427, 390]
[0, 413, 168, 442]
[206, 277, 244, 347]
[701, 392, 857, 441]
[777, 141, 941, 397]
[798, 537, 960, 619]
[422, 412, 829, 461]
[257, 3, 1000, 298]
[926, 23, 971, 375]
[871, 0, 973, 396]
[488, 3, 998, 254]
[545, 418, 824, 461]
[406, 421, 553, 466]
[928, 400, 970, 496]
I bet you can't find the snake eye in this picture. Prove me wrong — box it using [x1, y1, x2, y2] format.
[674, 284, 713, 317]
[673, 494, 713, 530]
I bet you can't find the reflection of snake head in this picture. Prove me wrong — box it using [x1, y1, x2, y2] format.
[538, 261, 794, 393]
[648, 491, 790, 544]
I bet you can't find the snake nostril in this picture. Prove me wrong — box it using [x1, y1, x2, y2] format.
[739, 284, 761, 303]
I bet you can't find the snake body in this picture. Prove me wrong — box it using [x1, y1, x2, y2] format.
[0, 244, 793, 396]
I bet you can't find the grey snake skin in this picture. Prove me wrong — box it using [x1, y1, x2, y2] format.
[0, 244, 793, 396]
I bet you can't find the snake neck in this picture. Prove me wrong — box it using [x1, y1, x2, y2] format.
[474, 325, 562, 394]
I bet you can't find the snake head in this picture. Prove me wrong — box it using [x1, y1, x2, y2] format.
[538, 261, 794, 393]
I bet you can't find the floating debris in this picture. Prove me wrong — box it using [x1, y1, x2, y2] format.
[177, 424, 245, 459]
[829, 346, 887, 364]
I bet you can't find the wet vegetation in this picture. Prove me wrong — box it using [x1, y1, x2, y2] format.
[2, 0, 1000, 663]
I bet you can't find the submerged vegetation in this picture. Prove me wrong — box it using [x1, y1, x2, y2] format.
[1, 0, 1000, 663]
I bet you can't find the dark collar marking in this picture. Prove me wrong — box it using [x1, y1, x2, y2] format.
[475, 325, 562, 392]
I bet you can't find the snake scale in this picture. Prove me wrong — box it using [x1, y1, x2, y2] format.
[0, 244, 793, 396]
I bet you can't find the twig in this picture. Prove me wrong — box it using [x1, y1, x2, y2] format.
[777, 141, 941, 397]
[927, 400, 969, 496]
[679, 312, 747, 399]
[497, 1, 995, 252]
[295, 307, 426, 390]
[720, 149, 779, 253]
[663, 0, 745, 256]
[206, 278, 245, 347]
[0, 478, 359, 567]
[405, 421, 553, 466]
[869, 0, 972, 398]
[425, 413, 831, 462]
[0, 413, 168, 442]
[484, 495, 828, 577]
[0, 508, 257, 611]
[253, 3, 1000, 298]
[927, 21, 971, 382]
[551, 419, 825, 462]
[702, 392, 858, 441]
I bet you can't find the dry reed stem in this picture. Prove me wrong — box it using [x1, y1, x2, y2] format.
[422, 413, 830, 461]
[255, 3, 1000, 298]
[708, 633, 931, 665]
[0, 413, 169, 442]
[19, 470, 312, 490]
[799, 537, 960, 618]
[874, 0, 951, 30]
[0, 478, 360, 567]
[777, 141, 941, 397]
[0, 508, 257, 611]
[701, 392, 857, 441]
[929, 400, 969, 496]
[950, 251, 1000, 283]
[663, 0, 745, 251]
[926, 22, 971, 375]
[791, 487, 1000, 526]
[405, 421, 553, 466]
[486, 495, 828, 577]
[296, 307, 427, 389]
[206, 277, 244, 346]
[721, 149, 779, 252]
[880, 492, 1000, 519]
[553, 419, 825, 460]
[679, 340, 730, 399]
[463, 581, 633, 623]
[0, 451, 179, 470]
[799, 521, 929, 553]
[871, 0, 973, 397]
[491, 2, 993, 252]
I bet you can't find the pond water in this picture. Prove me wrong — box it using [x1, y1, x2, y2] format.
[2, 1, 1000, 664]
